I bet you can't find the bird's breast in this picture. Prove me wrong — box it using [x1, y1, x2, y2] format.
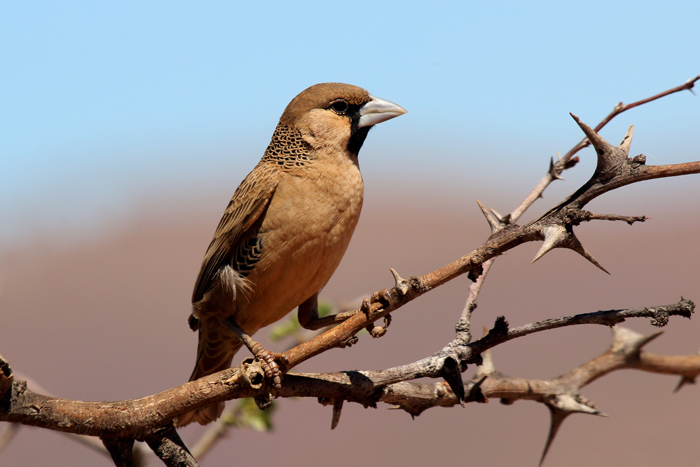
[236, 161, 364, 330]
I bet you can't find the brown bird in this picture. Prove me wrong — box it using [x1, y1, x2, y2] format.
[177, 83, 406, 426]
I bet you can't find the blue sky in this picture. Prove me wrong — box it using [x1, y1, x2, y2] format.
[2, 1, 698, 246]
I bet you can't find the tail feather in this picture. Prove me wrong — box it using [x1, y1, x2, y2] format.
[176, 317, 242, 427]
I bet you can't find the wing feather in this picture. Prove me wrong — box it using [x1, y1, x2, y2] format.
[192, 164, 280, 303]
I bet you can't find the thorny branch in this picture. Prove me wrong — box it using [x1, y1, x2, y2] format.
[560, 75, 699, 163]
[281, 123, 700, 373]
[0, 75, 698, 466]
[0, 302, 696, 434]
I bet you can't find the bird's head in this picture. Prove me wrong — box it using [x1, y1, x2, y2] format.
[279, 83, 406, 157]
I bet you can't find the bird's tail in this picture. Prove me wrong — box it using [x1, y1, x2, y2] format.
[175, 317, 242, 427]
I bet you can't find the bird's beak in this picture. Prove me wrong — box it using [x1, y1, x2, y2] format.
[358, 95, 407, 128]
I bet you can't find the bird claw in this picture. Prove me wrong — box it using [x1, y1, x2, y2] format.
[378, 289, 392, 306]
[361, 289, 393, 315]
[367, 314, 392, 338]
[338, 336, 359, 348]
[223, 316, 287, 389]
[361, 290, 393, 337]
[253, 348, 287, 390]
[360, 297, 372, 316]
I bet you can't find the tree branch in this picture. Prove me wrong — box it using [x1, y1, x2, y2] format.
[282, 127, 700, 373]
[144, 424, 198, 467]
[1, 75, 699, 466]
[102, 437, 137, 467]
[560, 75, 699, 162]
[1, 299, 694, 435]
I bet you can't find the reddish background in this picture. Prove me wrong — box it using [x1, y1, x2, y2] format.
[1, 177, 699, 466]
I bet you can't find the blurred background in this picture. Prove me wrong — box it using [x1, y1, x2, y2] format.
[1, 1, 699, 465]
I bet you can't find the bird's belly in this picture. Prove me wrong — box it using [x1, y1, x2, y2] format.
[235, 168, 363, 332]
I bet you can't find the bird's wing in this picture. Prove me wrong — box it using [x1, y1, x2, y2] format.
[192, 164, 280, 303]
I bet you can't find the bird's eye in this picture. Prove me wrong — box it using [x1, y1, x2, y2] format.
[329, 100, 349, 114]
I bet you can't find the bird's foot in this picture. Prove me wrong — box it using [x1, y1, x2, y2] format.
[338, 336, 359, 348]
[248, 342, 288, 390]
[367, 314, 392, 338]
[362, 289, 393, 338]
[360, 289, 391, 316]
[223, 316, 288, 389]
[360, 296, 372, 316]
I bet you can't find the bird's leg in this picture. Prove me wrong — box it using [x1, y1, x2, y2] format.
[297, 293, 320, 328]
[298, 290, 393, 337]
[297, 293, 358, 330]
[222, 316, 285, 389]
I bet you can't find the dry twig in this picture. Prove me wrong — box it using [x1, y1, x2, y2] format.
[0, 75, 698, 466]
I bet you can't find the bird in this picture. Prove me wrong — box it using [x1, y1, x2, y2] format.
[176, 83, 406, 426]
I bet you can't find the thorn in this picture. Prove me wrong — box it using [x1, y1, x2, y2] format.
[532, 225, 569, 264]
[489, 208, 504, 222]
[389, 268, 409, 295]
[550, 393, 605, 416]
[556, 151, 562, 161]
[476, 200, 501, 234]
[569, 113, 616, 168]
[548, 158, 564, 181]
[611, 326, 664, 355]
[673, 375, 696, 393]
[467, 375, 489, 403]
[539, 407, 569, 467]
[567, 233, 610, 274]
[539, 399, 608, 467]
[331, 399, 343, 430]
[440, 356, 466, 407]
[618, 125, 634, 153]
[488, 208, 511, 225]
[532, 225, 609, 273]
[570, 113, 606, 148]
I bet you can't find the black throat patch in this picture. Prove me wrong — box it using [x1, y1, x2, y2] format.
[348, 124, 370, 156]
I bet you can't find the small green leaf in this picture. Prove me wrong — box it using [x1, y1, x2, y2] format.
[317, 300, 333, 318]
[269, 298, 336, 342]
[232, 398, 275, 432]
[269, 315, 301, 341]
